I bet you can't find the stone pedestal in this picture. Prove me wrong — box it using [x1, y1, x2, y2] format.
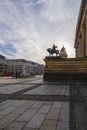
[43, 57, 87, 81]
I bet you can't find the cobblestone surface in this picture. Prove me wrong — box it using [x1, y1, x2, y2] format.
[0, 77, 87, 130]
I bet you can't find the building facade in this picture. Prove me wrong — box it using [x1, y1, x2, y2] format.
[7, 59, 44, 77]
[74, 0, 87, 58]
[0, 55, 7, 75]
[0, 54, 44, 77]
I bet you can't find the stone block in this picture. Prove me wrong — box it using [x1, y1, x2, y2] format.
[12, 105, 30, 114]
[12, 100, 26, 106]
[0, 106, 17, 115]
[23, 128, 38, 130]
[38, 105, 51, 114]
[0, 114, 19, 129]
[59, 109, 69, 122]
[31, 101, 43, 109]
[58, 89, 65, 95]
[40, 119, 57, 130]
[23, 101, 35, 106]
[52, 102, 62, 108]
[16, 108, 37, 122]
[5, 122, 26, 130]
[26, 114, 46, 129]
[44, 101, 54, 105]
[47, 108, 60, 120]
[65, 88, 70, 96]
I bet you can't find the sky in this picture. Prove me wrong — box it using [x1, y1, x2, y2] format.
[0, 0, 81, 64]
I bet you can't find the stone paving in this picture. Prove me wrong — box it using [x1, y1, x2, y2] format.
[0, 77, 87, 130]
[0, 76, 43, 84]
[0, 100, 69, 130]
[24, 85, 70, 96]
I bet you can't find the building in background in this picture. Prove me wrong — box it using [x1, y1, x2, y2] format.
[7, 59, 44, 77]
[74, 0, 87, 58]
[0, 54, 44, 77]
[0, 55, 7, 76]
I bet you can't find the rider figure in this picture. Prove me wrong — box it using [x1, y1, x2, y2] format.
[52, 44, 57, 52]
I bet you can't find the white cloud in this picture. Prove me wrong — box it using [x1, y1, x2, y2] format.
[0, 0, 81, 63]
[0, 37, 4, 44]
[0, 0, 46, 6]
[35, 0, 46, 5]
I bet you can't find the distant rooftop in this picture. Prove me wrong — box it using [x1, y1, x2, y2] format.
[0, 55, 6, 60]
[7, 59, 40, 66]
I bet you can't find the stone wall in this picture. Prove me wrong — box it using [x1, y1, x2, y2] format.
[44, 57, 87, 80]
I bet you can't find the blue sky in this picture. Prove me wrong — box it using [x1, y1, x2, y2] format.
[0, 0, 81, 63]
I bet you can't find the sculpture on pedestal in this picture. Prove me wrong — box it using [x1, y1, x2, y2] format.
[47, 44, 60, 56]
[47, 44, 68, 58]
[60, 46, 67, 58]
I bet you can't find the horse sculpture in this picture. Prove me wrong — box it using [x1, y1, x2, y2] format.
[47, 47, 60, 56]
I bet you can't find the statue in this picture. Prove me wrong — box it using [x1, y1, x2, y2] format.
[52, 44, 57, 51]
[47, 44, 60, 56]
[60, 46, 67, 58]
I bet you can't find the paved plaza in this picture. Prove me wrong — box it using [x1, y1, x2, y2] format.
[0, 76, 87, 130]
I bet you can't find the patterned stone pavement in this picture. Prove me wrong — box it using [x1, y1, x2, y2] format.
[0, 77, 87, 130]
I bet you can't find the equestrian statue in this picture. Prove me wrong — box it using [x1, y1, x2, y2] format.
[47, 44, 60, 56]
[47, 44, 68, 58]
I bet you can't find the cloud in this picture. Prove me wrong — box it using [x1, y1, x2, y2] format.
[0, 37, 4, 44]
[0, 0, 46, 6]
[0, 0, 81, 63]
[35, 0, 46, 5]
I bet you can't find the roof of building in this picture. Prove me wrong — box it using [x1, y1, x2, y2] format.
[7, 59, 40, 66]
[0, 55, 6, 60]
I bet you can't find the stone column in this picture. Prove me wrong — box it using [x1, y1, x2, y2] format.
[81, 27, 85, 57]
[85, 13, 87, 56]
[77, 43, 79, 58]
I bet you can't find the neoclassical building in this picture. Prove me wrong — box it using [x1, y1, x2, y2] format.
[44, 0, 87, 81]
[74, 0, 87, 58]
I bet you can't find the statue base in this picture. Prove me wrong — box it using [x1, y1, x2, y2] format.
[43, 56, 87, 81]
